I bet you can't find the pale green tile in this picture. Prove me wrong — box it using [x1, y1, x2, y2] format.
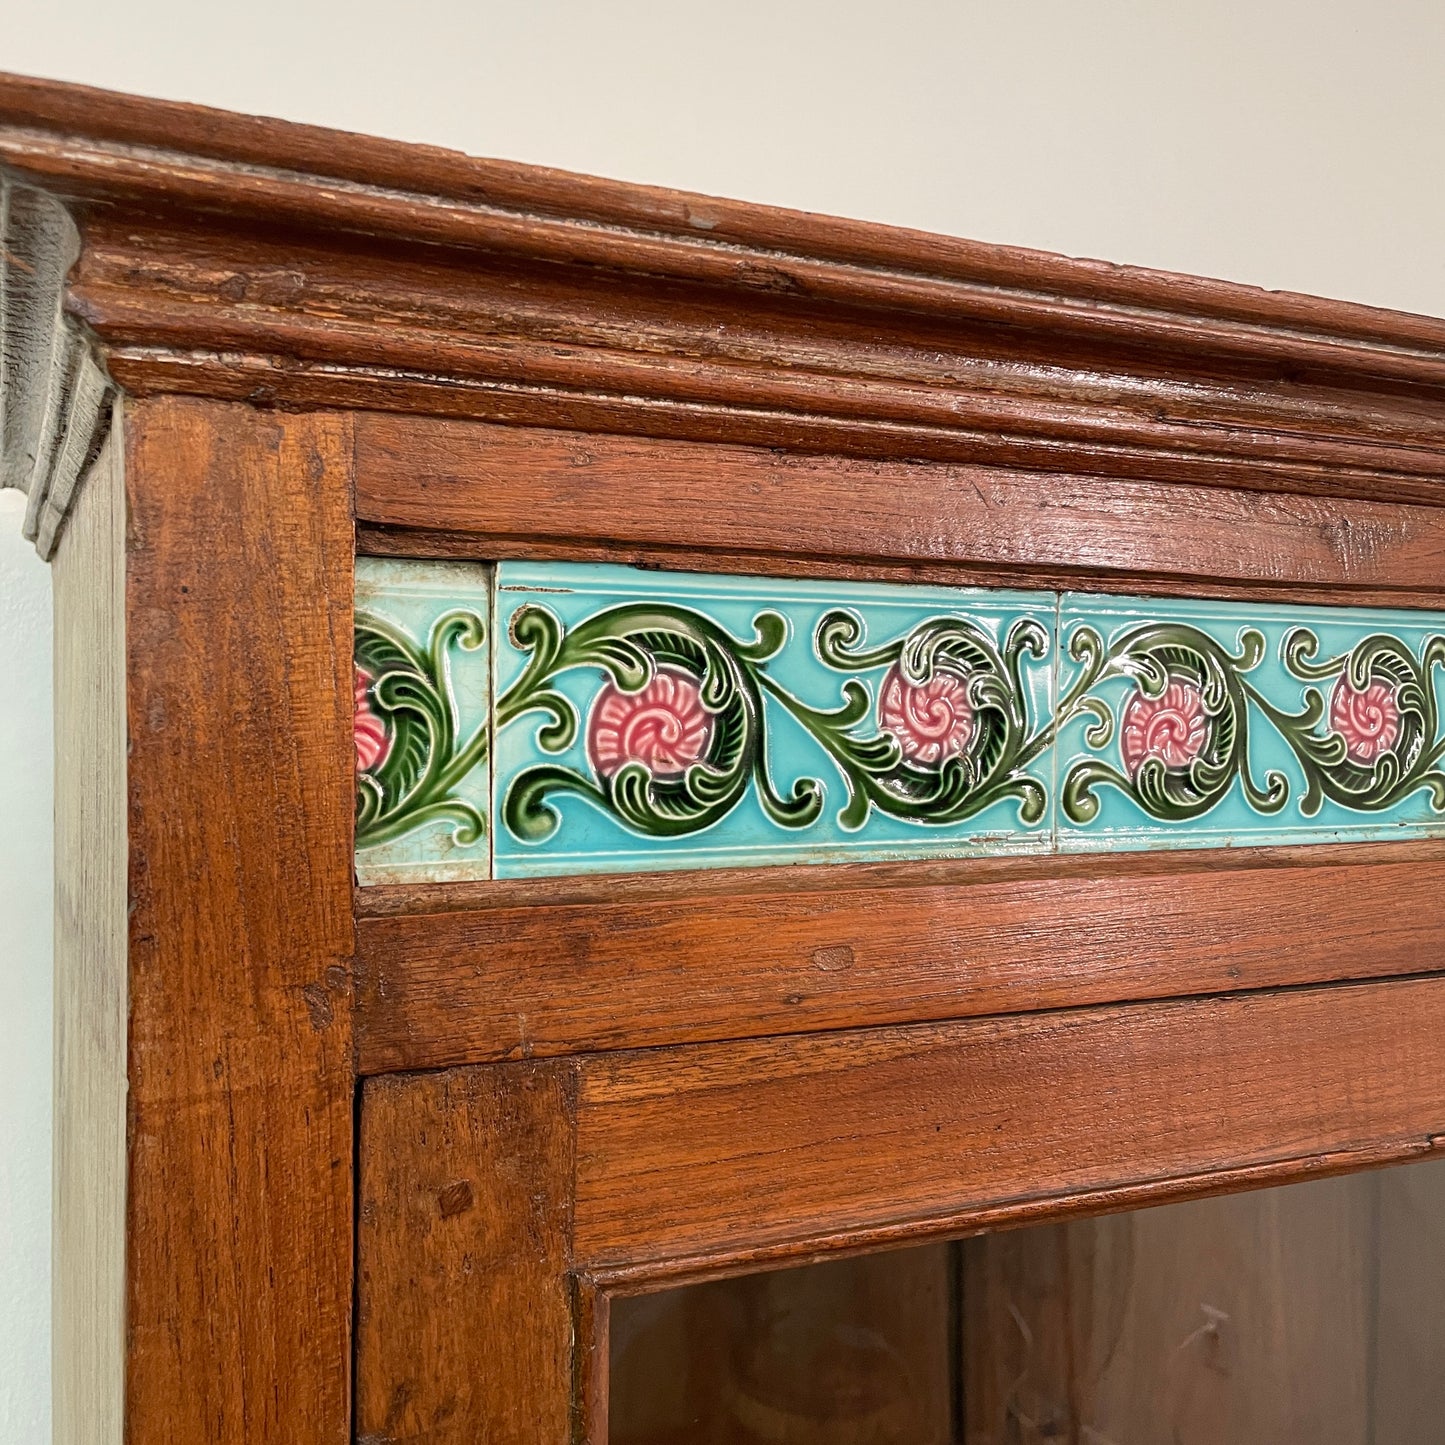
[353, 556, 492, 884]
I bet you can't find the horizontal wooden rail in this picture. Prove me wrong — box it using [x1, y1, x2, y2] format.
[355, 843, 1445, 1073]
[358, 974, 1445, 1439]
[352, 416, 1445, 592]
[568, 975, 1445, 1268]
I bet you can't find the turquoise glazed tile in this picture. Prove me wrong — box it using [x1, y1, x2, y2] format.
[353, 557, 492, 885]
[1053, 593, 1445, 852]
[492, 562, 1056, 876]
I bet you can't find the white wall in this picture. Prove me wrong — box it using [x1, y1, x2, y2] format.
[0, 491, 54, 1445]
[4, 2, 1445, 1438]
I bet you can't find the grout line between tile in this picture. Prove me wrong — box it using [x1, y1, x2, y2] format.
[1051, 590, 1062, 857]
[364, 558, 1445, 882]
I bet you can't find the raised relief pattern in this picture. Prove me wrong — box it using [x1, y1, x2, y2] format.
[1054, 595, 1445, 851]
[354, 562, 1445, 883]
[490, 566, 1053, 875]
[353, 558, 492, 884]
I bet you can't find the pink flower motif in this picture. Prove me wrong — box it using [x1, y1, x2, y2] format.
[587, 665, 714, 780]
[1120, 679, 1209, 776]
[877, 662, 974, 767]
[354, 665, 390, 775]
[1330, 675, 1400, 764]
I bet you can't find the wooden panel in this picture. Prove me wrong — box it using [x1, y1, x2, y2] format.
[610, 1246, 956, 1445]
[962, 1177, 1376, 1444]
[568, 979, 1445, 1270]
[52, 421, 126, 1445]
[355, 847, 1445, 1072]
[353, 416, 1445, 592]
[357, 1062, 577, 1445]
[123, 400, 355, 1445]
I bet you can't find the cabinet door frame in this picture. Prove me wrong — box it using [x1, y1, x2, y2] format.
[357, 980, 1445, 1442]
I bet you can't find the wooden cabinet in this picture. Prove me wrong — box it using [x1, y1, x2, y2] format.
[7, 70, 1445, 1445]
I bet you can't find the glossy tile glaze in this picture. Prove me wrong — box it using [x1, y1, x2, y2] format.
[354, 560, 1445, 880]
[353, 557, 492, 884]
[1054, 594, 1445, 851]
[491, 563, 1055, 876]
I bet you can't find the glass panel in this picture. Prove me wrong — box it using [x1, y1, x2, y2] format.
[610, 1245, 957, 1444]
[609, 1158, 1445, 1443]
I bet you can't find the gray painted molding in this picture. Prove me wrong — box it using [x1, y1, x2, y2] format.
[1, 174, 115, 561]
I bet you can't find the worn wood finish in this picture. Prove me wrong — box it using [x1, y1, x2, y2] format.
[354, 417, 1445, 593]
[4, 68, 1445, 386]
[569, 978, 1445, 1270]
[123, 399, 355, 1445]
[356, 848, 1445, 1072]
[574, 1279, 611, 1445]
[51, 421, 126, 1445]
[47, 189, 1445, 503]
[9, 74, 1445, 508]
[359, 980, 1445, 1439]
[356, 1062, 577, 1445]
[0, 172, 115, 558]
[13, 70, 1445, 1445]
[360, 520, 1445, 614]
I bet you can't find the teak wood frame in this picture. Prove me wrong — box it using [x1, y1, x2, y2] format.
[6, 71, 1445, 1445]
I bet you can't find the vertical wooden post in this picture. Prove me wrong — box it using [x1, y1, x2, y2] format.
[121, 398, 356, 1443]
[357, 1062, 578, 1444]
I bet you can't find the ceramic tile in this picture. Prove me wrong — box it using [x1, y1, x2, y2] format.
[353, 557, 492, 884]
[1053, 593, 1445, 851]
[491, 562, 1056, 876]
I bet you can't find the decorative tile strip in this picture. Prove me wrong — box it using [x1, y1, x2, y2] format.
[353, 557, 492, 884]
[491, 564, 1054, 876]
[1054, 594, 1445, 850]
[353, 560, 1445, 882]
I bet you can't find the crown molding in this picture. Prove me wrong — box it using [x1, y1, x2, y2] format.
[0, 170, 116, 559]
[2, 71, 1445, 508]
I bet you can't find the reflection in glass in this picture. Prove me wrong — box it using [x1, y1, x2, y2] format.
[610, 1158, 1445, 1444]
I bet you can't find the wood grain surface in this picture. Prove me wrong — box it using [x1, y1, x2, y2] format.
[353, 416, 1445, 591]
[123, 399, 355, 1445]
[357, 1063, 577, 1445]
[963, 1177, 1379, 1444]
[4, 65, 1445, 387]
[15, 69, 1445, 1445]
[569, 978, 1445, 1270]
[355, 848, 1445, 1072]
[357, 981, 1445, 1440]
[8, 72, 1445, 503]
[962, 1158, 1445, 1445]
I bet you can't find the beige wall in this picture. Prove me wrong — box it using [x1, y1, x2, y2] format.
[5, 3, 1445, 1439]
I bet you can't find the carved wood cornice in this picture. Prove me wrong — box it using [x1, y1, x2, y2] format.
[0, 171, 115, 558]
[3, 70, 1445, 510]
